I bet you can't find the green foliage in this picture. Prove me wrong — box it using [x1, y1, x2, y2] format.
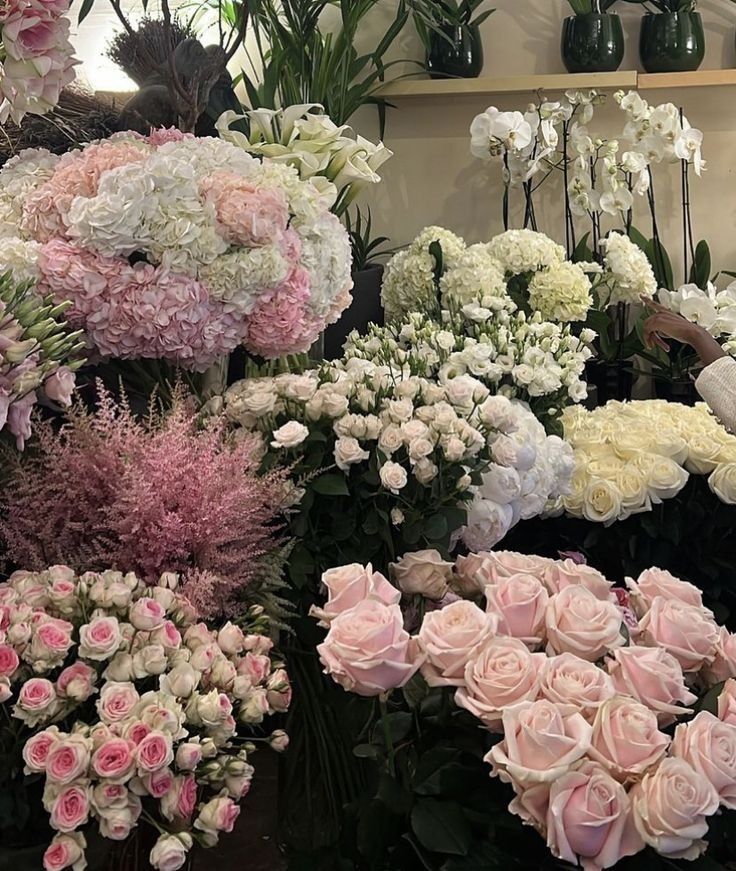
[346, 209, 393, 273]
[411, 0, 495, 51]
[566, 0, 620, 14]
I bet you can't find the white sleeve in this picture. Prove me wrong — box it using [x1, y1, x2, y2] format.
[695, 357, 736, 433]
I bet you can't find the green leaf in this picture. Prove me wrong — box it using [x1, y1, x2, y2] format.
[413, 747, 463, 796]
[372, 711, 414, 745]
[689, 239, 712, 291]
[428, 240, 445, 284]
[646, 237, 674, 292]
[357, 798, 391, 862]
[403, 673, 430, 709]
[697, 681, 726, 716]
[377, 773, 414, 815]
[353, 743, 382, 759]
[411, 798, 472, 856]
[571, 231, 593, 263]
[311, 474, 350, 496]
[77, 0, 95, 23]
[424, 513, 449, 541]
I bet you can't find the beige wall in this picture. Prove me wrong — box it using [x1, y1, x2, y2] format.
[355, 0, 736, 283]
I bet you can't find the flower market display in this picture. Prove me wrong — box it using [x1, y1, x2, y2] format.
[0, 565, 291, 870]
[0, 0, 77, 124]
[562, 399, 736, 523]
[313, 549, 736, 870]
[0, 271, 84, 448]
[0, 130, 352, 368]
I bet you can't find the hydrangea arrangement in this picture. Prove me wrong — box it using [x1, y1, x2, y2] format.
[0, 131, 353, 369]
[1, 272, 84, 449]
[0, 0, 77, 124]
[562, 399, 736, 524]
[224, 359, 573, 555]
[0, 566, 291, 871]
[314, 550, 736, 870]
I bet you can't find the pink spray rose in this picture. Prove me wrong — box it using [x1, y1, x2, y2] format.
[56, 661, 96, 702]
[0, 643, 19, 677]
[31, 617, 74, 662]
[97, 796, 141, 841]
[485, 573, 548, 645]
[46, 735, 91, 784]
[455, 636, 545, 729]
[96, 682, 140, 723]
[606, 646, 696, 721]
[545, 586, 624, 662]
[43, 832, 86, 871]
[630, 757, 719, 860]
[175, 742, 203, 771]
[671, 711, 736, 809]
[317, 599, 424, 697]
[194, 795, 241, 834]
[311, 563, 400, 624]
[50, 783, 91, 832]
[488, 699, 592, 787]
[161, 773, 197, 821]
[92, 737, 136, 783]
[418, 600, 497, 687]
[719, 679, 736, 726]
[78, 616, 122, 660]
[637, 597, 718, 672]
[15, 676, 57, 724]
[626, 567, 705, 615]
[22, 726, 60, 773]
[216, 622, 245, 655]
[129, 596, 167, 631]
[540, 652, 616, 718]
[266, 668, 292, 713]
[142, 766, 175, 798]
[149, 833, 192, 871]
[135, 730, 174, 773]
[542, 559, 613, 601]
[588, 697, 670, 782]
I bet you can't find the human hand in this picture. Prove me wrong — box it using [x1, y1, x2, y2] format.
[642, 299, 725, 365]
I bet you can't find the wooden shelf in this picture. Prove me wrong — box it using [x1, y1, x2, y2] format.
[379, 68, 736, 100]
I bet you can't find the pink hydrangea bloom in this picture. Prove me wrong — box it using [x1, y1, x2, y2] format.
[202, 172, 289, 247]
[146, 127, 195, 146]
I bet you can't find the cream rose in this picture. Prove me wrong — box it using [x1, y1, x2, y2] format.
[672, 711, 736, 809]
[582, 478, 622, 523]
[709, 462, 736, 504]
[379, 461, 408, 494]
[333, 437, 370, 471]
[418, 600, 497, 687]
[626, 567, 704, 616]
[588, 697, 670, 782]
[455, 636, 545, 729]
[485, 573, 548, 645]
[545, 586, 624, 662]
[390, 550, 453, 600]
[540, 652, 616, 718]
[487, 699, 592, 787]
[606, 646, 696, 721]
[630, 757, 719, 860]
[637, 597, 718, 672]
[271, 421, 309, 449]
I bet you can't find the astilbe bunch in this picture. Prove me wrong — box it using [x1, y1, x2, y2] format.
[1, 386, 286, 619]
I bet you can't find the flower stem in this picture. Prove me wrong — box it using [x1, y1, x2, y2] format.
[379, 696, 396, 776]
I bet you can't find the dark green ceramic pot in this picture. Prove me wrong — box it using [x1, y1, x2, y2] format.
[427, 24, 483, 79]
[640, 12, 705, 73]
[562, 14, 624, 74]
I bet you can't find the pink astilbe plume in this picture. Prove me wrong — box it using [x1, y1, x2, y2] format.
[1, 384, 286, 618]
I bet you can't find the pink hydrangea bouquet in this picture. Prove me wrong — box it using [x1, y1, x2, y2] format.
[0, 0, 77, 124]
[0, 566, 291, 871]
[0, 130, 353, 369]
[313, 551, 736, 869]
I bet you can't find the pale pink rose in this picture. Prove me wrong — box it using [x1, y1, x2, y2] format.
[545, 586, 624, 662]
[135, 730, 173, 772]
[43, 832, 86, 871]
[702, 627, 736, 685]
[217, 622, 245, 655]
[485, 573, 548, 645]
[16, 676, 57, 724]
[244, 634, 273, 655]
[540, 652, 616, 718]
[588, 697, 670, 782]
[543, 760, 644, 870]
[268, 730, 289, 753]
[50, 783, 91, 832]
[543, 559, 613, 601]
[56, 662, 96, 702]
[129, 597, 166, 631]
[98, 796, 141, 841]
[194, 795, 241, 834]
[46, 735, 91, 784]
[141, 766, 175, 798]
[0, 643, 19, 677]
[160, 662, 199, 698]
[630, 757, 719, 860]
[266, 668, 292, 713]
[184, 623, 214, 650]
[124, 720, 152, 745]
[92, 737, 136, 783]
[175, 742, 203, 771]
[22, 726, 60, 773]
[317, 600, 424, 697]
[626, 567, 705, 616]
[455, 636, 545, 729]
[312, 563, 400, 624]
[91, 782, 128, 811]
[96, 682, 140, 723]
[418, 600, 497, 687]
[389, 550, 454, 600]
[44, 366, 76, 406]
[718, 679, 736, 726]
[606, 646, 696, 721]
[149, 833, 192, 871]
[671, 711, 736, 809]
[457, 551, 555, 593]
[240, 653, 270, 686]
[150, 621, 182, 651]
[32, 617, 74, 662]
[78, 616, 122, 660]
[638, 597, 718, 672]
[190, 643, 219, 672]
[487, 700, 592, 787]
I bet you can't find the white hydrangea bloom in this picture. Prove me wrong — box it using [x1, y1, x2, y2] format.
[0, 148, 60, 239]
[485, 229, 566, 275]
[0, 236, 41, 284]
[200, 246, 290, 314]
[297, 212, 353, 320]
[439, 244, 512, 311]
[527, 261, 592, 322]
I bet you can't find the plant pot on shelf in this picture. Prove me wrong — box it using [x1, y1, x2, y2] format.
[585, 360, 635, 406]
[562, 14, 624, 74]
[654, 377, 699, 406]
[640, 12, 704, 73]
[426, 24, 484, 79]
[323, 264, 384, 360]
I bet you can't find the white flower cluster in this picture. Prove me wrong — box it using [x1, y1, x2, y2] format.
[224, 358, 573, 551]
[562, 400, 736, 524]
[599, 232, 658, 306]
[346, 309, 594, 411]
[659, 281, 736, 348]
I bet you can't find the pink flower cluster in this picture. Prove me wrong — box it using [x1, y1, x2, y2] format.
[0, 0, 77, 123]
[1, 131, 353, 368]
[315, 552, 736, 870]
[0, 566, 291, 871]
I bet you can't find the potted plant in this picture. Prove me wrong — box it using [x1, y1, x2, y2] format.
[635, 0, 705, 73]
[414, 0, 495, 79]
[562, 0, 625, 73]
